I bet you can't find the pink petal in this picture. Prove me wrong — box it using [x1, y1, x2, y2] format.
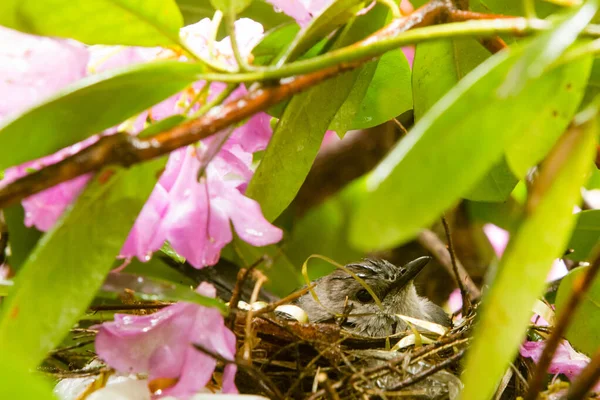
[120, 185, 170, 260]
[520, 340, 600, 390]
[0, 26, 88, 120]
[266, 0, 333, 26]
[216, 182, 283, 247]
[95, 283, 238, 397]
[228, 112, 273, 153]
[483, 223, 509, 257]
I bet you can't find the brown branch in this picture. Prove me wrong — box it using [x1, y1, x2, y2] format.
[0, 1, 512, 210]
[193, 343, 284, 400]
[566, 345, 600, 399]
[524, 249, 600, 400]
[442, 215, 471, 315]
[417, 229, 481, 299]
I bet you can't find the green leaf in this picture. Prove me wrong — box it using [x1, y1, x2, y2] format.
[466, 198, 523, 232]
[413, 38, 490, 121]
[3, 205, 42, 271]
[556, 264, 600, 355]
[566, 210, 600, 261]
[0, 61, 203, 170]
[351, 49, 413, 130]
[102, 272, 228, 314]
[470, 0, 559, 18]
[0, 157, 166, 369]
[412, 39, 518, 200]
[230, 237, 301, 297]
[349, 48, 591, 251]
[465, 156, 519, 202]
[252, 24, 300, 66]
[503, 0, 600, 176]
[0, 0, 183, 46]
[275, 0, 366, 64]
[0, 281, 12, 297]
[0, 353, 55, 400]
[461, 118, 596, 400]
[502, 0, 599, 94]
[176, 0, 292, 31]
[247, 5, 389, 221]
[210, 0, 252, 14]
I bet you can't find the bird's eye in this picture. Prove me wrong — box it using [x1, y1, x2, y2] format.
[355, 289, 373, 303]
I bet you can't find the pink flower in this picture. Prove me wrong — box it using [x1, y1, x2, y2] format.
[520, 340, 600, 392]
[266, 0, 333, 26]
[120, 145, 282, 268]
[0, 26, 89, 120]
[2, 19, 282, 268]
[0, 27, 91, 230]
[95, 282, 237, 398]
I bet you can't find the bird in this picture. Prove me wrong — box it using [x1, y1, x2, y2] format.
[295, 256, 451, 337]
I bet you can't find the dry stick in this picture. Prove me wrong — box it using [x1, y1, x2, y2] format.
[565, 345, 600, 399]
[441, 215, 471, 315]
[318, 372, 341, 400]
[193, 343, 284, 400]
[524, 250, 600, 400]
[386, 348, 466, 391]
[0, 0, 481, 209]
[243, 272, 268, 362]
[226, 255, 267, 329]
[417, 229, 481, 299]
[88, 303, 171, 311]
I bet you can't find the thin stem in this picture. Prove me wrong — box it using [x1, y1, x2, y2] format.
[442, 215, 471, 315]
[195, 18, 552, 83]
[189, 83, 237, 119]
[226, 10, 254, 72]
[524, 248, 600, 400]
[524, 0, 538, 19]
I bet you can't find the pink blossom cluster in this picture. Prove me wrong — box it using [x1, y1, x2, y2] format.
[0, 18, 282, 269]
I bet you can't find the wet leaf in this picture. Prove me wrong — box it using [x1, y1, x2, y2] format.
[566, 210, 600, 261]
[247, 5, 388, 221]
[0, 0, 183, 46]
[349, 46, 590, 251]
[0, 157, 166, 369]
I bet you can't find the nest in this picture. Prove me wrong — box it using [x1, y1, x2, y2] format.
[221, 308, 474, 400]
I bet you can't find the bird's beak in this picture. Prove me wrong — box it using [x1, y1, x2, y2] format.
[390, 256, 432, 290]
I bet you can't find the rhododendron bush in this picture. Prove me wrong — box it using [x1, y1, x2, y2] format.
[1, 0, 600, 399]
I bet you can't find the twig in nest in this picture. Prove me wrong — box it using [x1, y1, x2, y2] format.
[417, 228, 481, 299]
[88, 303, 171, 312]
[193, 343, 284, 400]
[284, 338, 348, 398]
[227, 255, 268, 329]
[441, 215, 471, 314]
[524, 248, 600, 400]
[251, 284, 315, 318]
[318, 372, 341, 400]
[385, 348, 466, 391]
[49, 340, 95, 355]
[243, 271, 268, 362]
